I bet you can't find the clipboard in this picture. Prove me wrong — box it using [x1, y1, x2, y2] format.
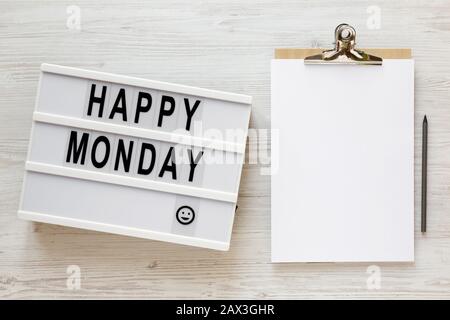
[271, 24, 415, 262]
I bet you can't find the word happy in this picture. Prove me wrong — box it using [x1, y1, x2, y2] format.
[64, 83, 206, 183]
[86, 83, 201, 131]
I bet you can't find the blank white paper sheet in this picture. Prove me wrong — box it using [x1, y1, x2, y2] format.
[271, 59, 414, 262]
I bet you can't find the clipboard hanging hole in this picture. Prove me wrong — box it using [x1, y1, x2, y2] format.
[339, 27, 353, 41]
[335, 24, 356, 48]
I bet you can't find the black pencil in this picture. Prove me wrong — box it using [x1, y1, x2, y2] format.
[421, 115, 428, 233]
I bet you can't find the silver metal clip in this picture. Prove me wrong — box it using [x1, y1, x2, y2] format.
[304, 23, 382, 65]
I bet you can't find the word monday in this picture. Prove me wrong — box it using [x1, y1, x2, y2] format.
[65, 83, 205, 183]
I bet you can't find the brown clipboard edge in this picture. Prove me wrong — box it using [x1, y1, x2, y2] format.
[274, 48, 411, 59]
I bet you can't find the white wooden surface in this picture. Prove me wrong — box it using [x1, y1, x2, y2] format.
[1, 0, 450, 299]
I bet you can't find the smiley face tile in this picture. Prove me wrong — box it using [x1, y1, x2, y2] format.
[171, 196, 200, 236]
[176, 206, 195, 225]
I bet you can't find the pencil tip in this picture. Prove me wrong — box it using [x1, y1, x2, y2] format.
[424, 115, 427, 123]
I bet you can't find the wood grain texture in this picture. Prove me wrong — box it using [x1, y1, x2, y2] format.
[1, 0, 450, 299]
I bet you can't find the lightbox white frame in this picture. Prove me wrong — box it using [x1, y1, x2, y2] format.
[18, 64, 252, 250]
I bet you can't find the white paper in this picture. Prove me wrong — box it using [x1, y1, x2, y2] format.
[271, 59, 414, 262]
